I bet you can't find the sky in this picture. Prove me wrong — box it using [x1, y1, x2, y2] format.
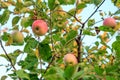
[0, 0, 119, 80]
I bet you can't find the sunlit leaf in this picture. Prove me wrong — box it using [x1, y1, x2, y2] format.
[16, 69, 30, 80]
[24, 1, 33, 7]
[72, 70, 84, 80]
[12, 16, 20, 26]
[0, 9, 10, 25]
[48, 0, 56, 10]
[21, 17, 33, 28]
[45, 67, 65, 80]
[98, 26, 115, 32]
[77, 3, 86, 10]
[66, 30, 77, 42]
[106, 76, 115, 80]
[24, 37, 38, 53]
[94, 65, 104, 75]
[58, 0, 75, 5]
[1, 32, 10, 41]
[18, 54, 38, 70]
[64, 66, 77, 79]
[87, 19, 95, 27]
[92, 0, 102, 6]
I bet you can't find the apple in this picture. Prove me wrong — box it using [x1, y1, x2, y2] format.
[63, 53, 78, 66]
[103, 17, 116, 28]
[11, 30, 24, 44]
[32, 20, 48, 36]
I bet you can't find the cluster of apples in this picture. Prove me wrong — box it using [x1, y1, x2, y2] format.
[63, 17, 117, 66]
[11, 20, 48, 44]
[10, 17, 116, 65]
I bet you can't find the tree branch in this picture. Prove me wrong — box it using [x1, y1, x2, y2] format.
[77, 0, 106, 62]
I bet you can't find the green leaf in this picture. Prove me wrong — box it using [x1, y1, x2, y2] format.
[28, 73, 39, 80]
[68, 8, 75, 16]
[45, 67, 65, 80]
[83, 29, 95, 36]
[52, 33, 61, 41]
[1, 32, 10, 41]
[112, 0, 120, 8]
[24, 1, 33, 7]
[18, 54, 38, 70]
[12, 16, 20, 26]
[64, 66, 76, 79]
[106, 76, 115, 80]
[24, 37, 38, 53]
[77, 3, 86, 10]
[58, 0, 75, 5]
[0, 49, 22, 65]
[116, 36, 120, 41]
[66, 30, 77, 42]
[48, 0, 56, 10]
[21, 17, 33, 28]
[16, 69, 30, 80]
[38, 43, 52, 62]
[98, 26, 115, 32]
[0, 9, 10, 25]
[114, 9, 120, 15]
[94, 66, 104, 75]
[87, 19, 95, 27]
[112, 40, 120, 57]
[95, 41, 99, 46]
[72, 70, 84, 80]
[92, 0, 102, 6]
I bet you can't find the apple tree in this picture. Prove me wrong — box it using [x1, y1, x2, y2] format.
[0, 0, 120, 80]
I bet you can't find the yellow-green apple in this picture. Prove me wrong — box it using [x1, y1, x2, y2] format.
[11, 30, 24, 44]
[103, 17, 116, 28]
[32, 20, 48, 36]
[63, 53, 78, 66]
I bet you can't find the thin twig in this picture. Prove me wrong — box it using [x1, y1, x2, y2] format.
[39, 55, 55, 80]
[0, 40, 16, 70]
[84, 0, 105, 24]
[0, 40, 21, 80]
[51, 9, 83, 24]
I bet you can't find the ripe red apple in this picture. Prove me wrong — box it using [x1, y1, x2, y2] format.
[63, 53, 78, 66]
[32, 20, 48, 36]
[103, 17, 116, 28]
[11, 30, 24, 44]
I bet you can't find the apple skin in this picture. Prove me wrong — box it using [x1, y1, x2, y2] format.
[32, 20, 48, 36]
[63, 53, 78, 66]
[103, 17, 116, 28]
[11, 30, 24, 44]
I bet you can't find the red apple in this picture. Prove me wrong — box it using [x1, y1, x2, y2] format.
[11, 30, 24, 44]
[63, 53, 78, 66]
[32, 20, 48, 36]
[103, 17, 116, 28]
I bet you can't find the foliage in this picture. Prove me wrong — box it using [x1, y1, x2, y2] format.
[0, 0, 120, 80]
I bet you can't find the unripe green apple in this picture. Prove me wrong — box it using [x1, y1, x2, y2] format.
[32, 20, 48, 36]
[103, 17, 116, 28]
[63, 53, 78, 66]
[11, 30, 24, 44]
